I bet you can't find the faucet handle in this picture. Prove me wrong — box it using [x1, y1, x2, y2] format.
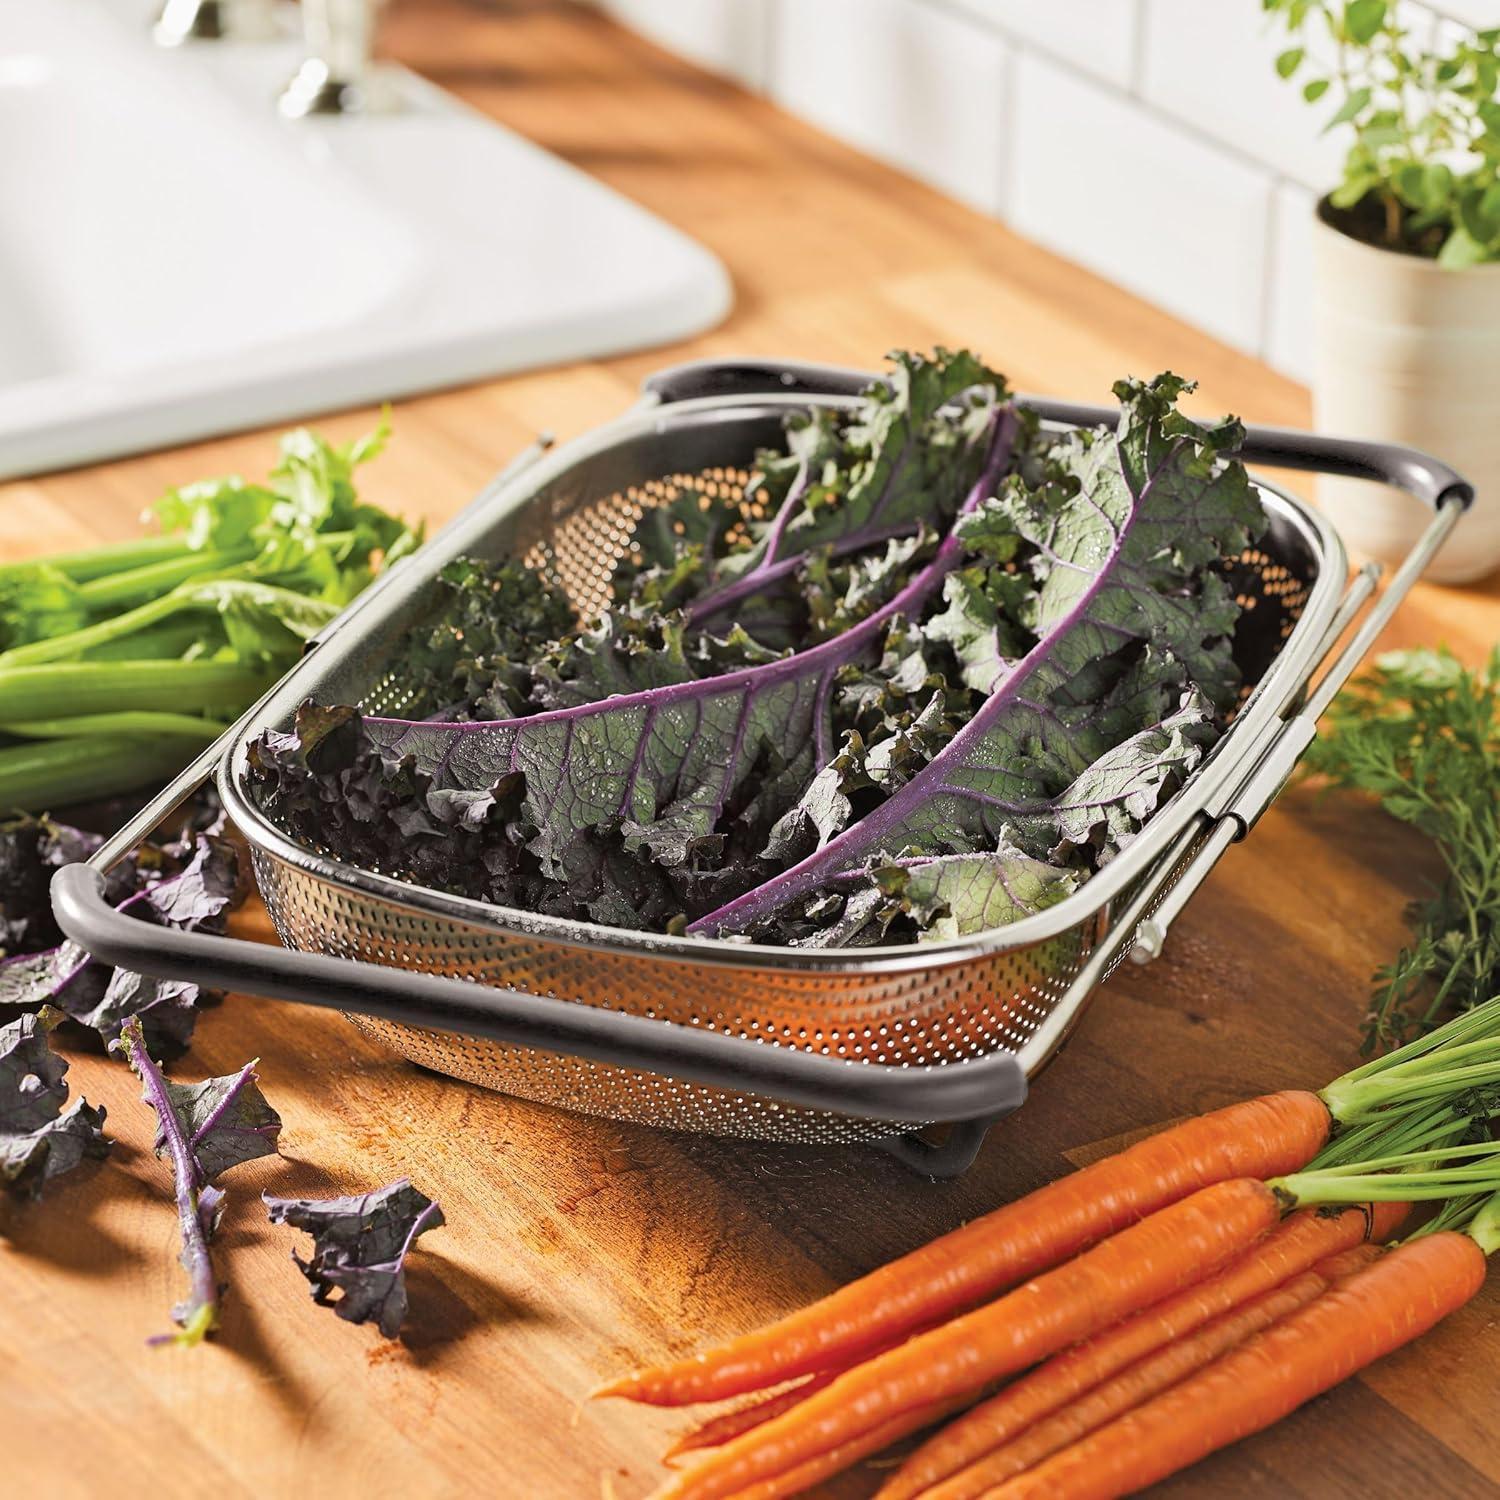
[154, 0, 278, 46]
[279, 0, 390, 117]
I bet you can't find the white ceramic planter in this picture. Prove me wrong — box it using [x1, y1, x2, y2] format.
[1312, 203, 1500, 585]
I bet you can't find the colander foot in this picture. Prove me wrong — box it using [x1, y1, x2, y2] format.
[875, 1117, 1003, 1179]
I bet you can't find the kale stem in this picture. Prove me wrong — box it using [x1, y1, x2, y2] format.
[117, 1019, 222, 1347]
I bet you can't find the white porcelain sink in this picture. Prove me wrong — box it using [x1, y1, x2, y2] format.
[0, 0, 731, 478]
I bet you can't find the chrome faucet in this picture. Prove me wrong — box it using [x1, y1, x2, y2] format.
[279, 0, 388, 117]
[153, 0, 277, 46]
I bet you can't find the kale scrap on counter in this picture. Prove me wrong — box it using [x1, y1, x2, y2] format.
[249, 350, 1267, 948]
[118, 1018, 282, 1346]
[0, 1010, 110, 1201]
[265, 1178, 445, 1338]
[0, 803, 246, 1057]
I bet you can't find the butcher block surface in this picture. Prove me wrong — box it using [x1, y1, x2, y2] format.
[2, 3, 1497, 1496]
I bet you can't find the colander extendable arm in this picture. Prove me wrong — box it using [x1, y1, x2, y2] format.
[50, 863, 1026, 1134]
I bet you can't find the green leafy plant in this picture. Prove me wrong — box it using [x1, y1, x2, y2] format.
[1305, 646, 1500, 1051]
[1265, 0, 1500, 264]
[0, 418, 419, 812]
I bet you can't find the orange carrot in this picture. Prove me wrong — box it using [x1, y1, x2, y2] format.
[645, 1179, 1281, 1500]
[601, 1092, 1328, 1407]
[926, 1243, 1387, 1500]
[664, 1376, 837, 1464]
[877, 1200, 1406, 1500]
[664, 1320, 950, 1464]
[986, 1232, 1486, 1500]
[722, 1395, 968, 1500]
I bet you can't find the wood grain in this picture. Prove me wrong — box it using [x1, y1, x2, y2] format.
[2, 2, 1497, 1496]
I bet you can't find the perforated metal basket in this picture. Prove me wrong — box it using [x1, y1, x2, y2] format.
[54, 360, 1472, 1175]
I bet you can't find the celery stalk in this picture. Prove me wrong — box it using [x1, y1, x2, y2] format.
[4, 712, 227, 742]
[0, 592, 191, 667]
[0, 535, 191, 585]
[0, 735, 204, 812]
[76, 545, 257, 612]
[79, 621, 210, 662]
[0, 660, 271, 720]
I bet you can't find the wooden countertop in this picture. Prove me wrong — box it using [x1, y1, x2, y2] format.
[4, 3, 1497, 1496]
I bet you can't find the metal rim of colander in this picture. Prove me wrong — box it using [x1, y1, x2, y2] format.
[218, 390, 1347, 977]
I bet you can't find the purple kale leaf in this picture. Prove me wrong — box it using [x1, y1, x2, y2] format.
[0, 813, 139, 958]
[802, 838, 1083, 948]
[0, 827, 244, 1057]
[247, 700, 548, 910]
[0, 1010, 110, 1201]
[0, 794, 230, 963]
[117, 1018, 281, 1344]
[139, 830, 242, 929]
[264, 1178, 444, 1338]
[248, 358, 1266, 950]
[685, 349, 1014, 638]
[691, 374, 1265, 939]
[349, 406, 1020, 919]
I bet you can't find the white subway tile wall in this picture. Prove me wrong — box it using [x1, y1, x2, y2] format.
[945, 0, 1139, 87]
[592, 0, 1488, 379]
[1266, 180, 1318, 382]
[767, 0, 1010, 215]
[595, 0, 771, 87]
[1011, 52, 1271, 351]
[1139, 0, 1346, 190]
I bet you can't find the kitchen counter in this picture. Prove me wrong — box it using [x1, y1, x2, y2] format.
[3, 3, 1497, 1496]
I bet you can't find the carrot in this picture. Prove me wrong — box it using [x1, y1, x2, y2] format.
[985, 1231, 1487, 1500]
[664, 1321, 950, 1463]
[925, 1243, 1387, 1500]
[601, 1092, 1328, 1407]
[722, 1395, 968, 1500]
[664, 1376, 837, 1464]
[876, 1200, 1406, 1500]
[645, 1179, 1281, 1500]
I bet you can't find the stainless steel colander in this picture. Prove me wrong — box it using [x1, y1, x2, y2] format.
[53, 359, 1471, 1175]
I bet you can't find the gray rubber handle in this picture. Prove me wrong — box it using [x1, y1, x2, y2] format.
[50, 863, 1027, 1127]
[643, 359, 1474, 513]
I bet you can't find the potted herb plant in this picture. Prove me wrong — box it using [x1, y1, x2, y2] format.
[1268, 0, 1500, 583]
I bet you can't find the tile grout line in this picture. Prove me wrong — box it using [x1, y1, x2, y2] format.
[1127, 0, 1148, 99]
[995, 34, 1018, 218]
[757, 0, 779, 95]
[903, 0, 1302, 186]
[1257, 176, 1284, 365]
